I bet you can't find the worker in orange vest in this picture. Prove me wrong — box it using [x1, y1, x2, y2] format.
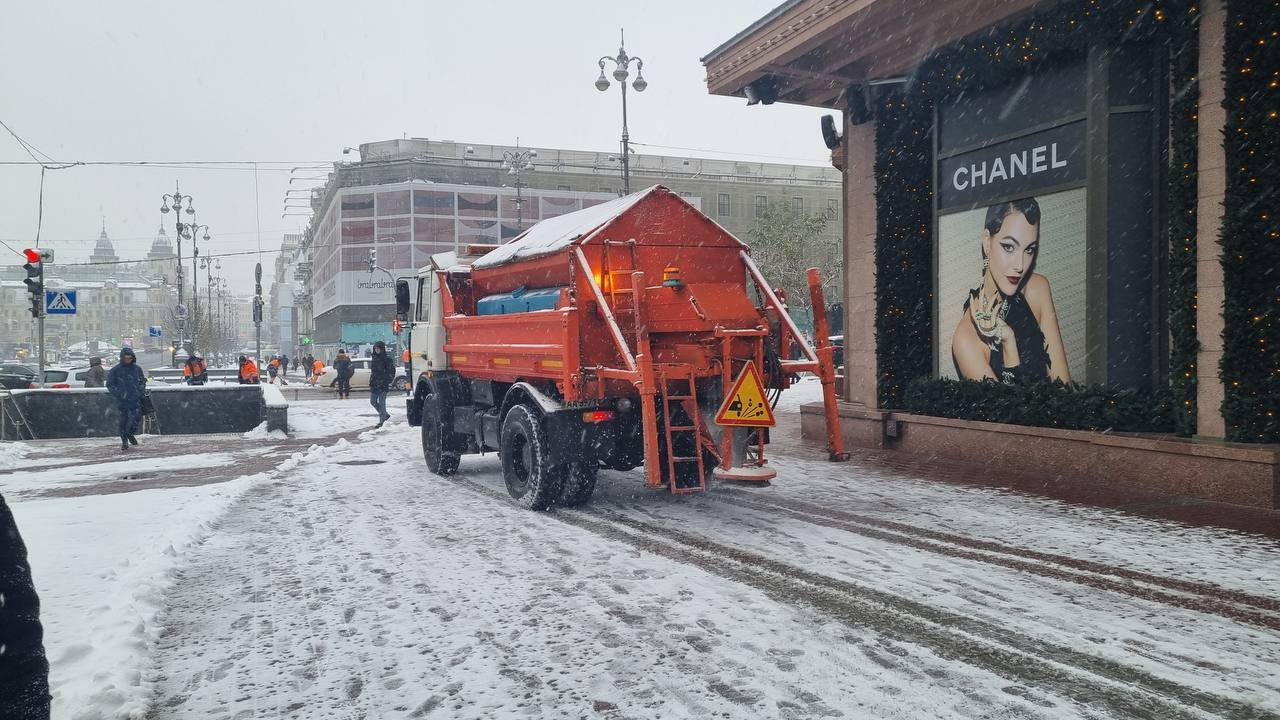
[311, 357, 325, 386]
[182, 354, 208, 385]
[269, 356, 288, 386]
[401, 347, 411, 375]
[238, 356, 260, 385]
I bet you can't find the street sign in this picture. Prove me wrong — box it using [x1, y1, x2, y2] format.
[174, 303, 188, 320]
[714, 362, 776, 427]
[148, 326, 163, 338]
[45, 289, 77, 315]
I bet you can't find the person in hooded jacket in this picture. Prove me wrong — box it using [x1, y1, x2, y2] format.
[84, 356, 106, 388]
[333, 350, 353, 399]
[369, 340, 395, 428]
[0, 493, 51, 719]
[105, 347, 146, 450]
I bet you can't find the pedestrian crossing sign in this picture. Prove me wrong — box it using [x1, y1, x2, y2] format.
[714, 362, 775, 427]
[45, 289, 77, 315]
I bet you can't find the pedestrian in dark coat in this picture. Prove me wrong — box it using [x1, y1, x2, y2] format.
[280, 354, 290, 377]
[84, 356, 106, 388]
[105, 347, 146, 450]
[0, 493, 50, 720]
[333, 350, 353, 399]
[369, 340, 395, 428]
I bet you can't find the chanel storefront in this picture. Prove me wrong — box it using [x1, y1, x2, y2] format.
[704, 0, 1279, 507]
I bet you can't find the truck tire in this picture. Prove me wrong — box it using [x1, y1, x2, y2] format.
[558, 461, 598, 507]
[422, 393, 459, 476]
[500, 404, 562, 510]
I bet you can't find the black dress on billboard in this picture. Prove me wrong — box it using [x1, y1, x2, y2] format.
[954, 289, 1051, 383]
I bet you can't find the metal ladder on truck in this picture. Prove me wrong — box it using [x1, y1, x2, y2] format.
[599, 238, 711, 489]
[656, 364, 717, 494]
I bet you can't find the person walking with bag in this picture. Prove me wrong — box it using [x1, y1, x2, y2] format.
[369, 341, 395, 428]
[106, 347, 146, 450]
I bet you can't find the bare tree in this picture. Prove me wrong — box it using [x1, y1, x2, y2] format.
[746, 201, 841, 324]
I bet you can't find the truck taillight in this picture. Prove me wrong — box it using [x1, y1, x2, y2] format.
[52, 383, 70, 389]
[582, 409, 615, 423]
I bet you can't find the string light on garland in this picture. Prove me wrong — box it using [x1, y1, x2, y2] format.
[1219, 0, 1279, 442]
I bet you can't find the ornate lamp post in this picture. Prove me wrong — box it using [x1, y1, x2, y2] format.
[160, 183, 195, 349]
[594, 29, 648, 195]
[503, 145, 538, 231]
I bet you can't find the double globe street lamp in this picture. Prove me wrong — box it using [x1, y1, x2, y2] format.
[161, 183, 211, 354]
[594, 30, 647, 195]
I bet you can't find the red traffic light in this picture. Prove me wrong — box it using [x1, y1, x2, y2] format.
[23, 248, 41, 263]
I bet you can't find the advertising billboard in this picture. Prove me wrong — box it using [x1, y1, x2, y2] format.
[936, 188, 1087, 383]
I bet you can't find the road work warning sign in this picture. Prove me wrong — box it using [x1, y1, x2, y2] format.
[714, 362, 776, 427]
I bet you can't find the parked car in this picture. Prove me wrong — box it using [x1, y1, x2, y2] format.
[0, 363, 39, 390]
[828, 334, 844, 370]
[318, 358, 408, 391]
[42, 366, 94, 388]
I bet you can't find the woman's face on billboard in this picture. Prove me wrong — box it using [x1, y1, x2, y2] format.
[982, 211, 1039, 296]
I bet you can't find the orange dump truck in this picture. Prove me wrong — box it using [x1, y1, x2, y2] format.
[402, 185, 843, 509]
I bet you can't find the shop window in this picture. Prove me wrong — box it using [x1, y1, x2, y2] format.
[414, 190, 454, 216]
[341, 193, 375, 219]
[457, 192, 498, 218]
[376, 190, 411, 216]
[341, 221, 375, 245]
[718, 193, 731, 216]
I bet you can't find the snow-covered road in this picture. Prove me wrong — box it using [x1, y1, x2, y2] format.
[4, 389, 1279, 719]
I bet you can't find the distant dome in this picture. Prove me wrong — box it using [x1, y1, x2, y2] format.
[146, 224, 177, 262]
[89, 227, 119, 264]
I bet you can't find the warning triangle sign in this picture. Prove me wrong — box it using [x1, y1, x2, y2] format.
[714, 362, 776, 427]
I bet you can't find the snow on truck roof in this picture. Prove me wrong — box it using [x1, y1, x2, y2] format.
[471, 185, 671, 270]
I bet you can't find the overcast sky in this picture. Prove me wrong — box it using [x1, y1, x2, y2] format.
[0, 0, 832, 295]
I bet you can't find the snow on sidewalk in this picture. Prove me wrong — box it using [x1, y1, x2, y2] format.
[5, 439, 334, 720]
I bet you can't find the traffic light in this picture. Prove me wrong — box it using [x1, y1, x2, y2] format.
[252, 297, 263, 324]
[367, 249, 377, 273]
[392, 318, 402, 334]
[22, 248, 51, 318]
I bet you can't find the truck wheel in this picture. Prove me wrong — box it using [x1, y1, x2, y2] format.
[500, 404, 562, 510]
[422, 393, 459, 476]
[558, 461, 598, 507]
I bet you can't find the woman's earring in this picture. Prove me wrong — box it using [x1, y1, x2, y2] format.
[981, 257, 989, 270]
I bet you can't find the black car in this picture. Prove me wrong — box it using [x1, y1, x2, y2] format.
[0, 363, 38, 390]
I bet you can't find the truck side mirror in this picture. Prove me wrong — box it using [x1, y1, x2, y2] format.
[395, 279, 410, 321]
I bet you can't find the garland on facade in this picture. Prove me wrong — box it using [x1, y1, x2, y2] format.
[873, 0, 1200, 435]
[1219, 0, 1280, 443]
[904, 378, 1174, 434]
[1168, 7, 1201, 437]
[873, 90, 934, 408]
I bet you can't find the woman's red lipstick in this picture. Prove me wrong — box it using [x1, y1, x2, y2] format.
[1007, 275, 1022, 286]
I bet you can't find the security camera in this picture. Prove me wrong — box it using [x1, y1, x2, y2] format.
[820, 115, 842, 150]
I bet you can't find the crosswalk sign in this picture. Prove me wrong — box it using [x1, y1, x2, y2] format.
[714, 362, 776, 427]
[45, 289, 77, 315]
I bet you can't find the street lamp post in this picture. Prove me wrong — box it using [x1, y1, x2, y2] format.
[594, 29, 648, 195]
[187, 223, 210, 353]
[502, 144, 538, 232]
[160, 183, 196, 350]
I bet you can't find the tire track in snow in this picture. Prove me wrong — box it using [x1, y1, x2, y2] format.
[706, 489, 1280, 630]
[448, 476, 1279, 720]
